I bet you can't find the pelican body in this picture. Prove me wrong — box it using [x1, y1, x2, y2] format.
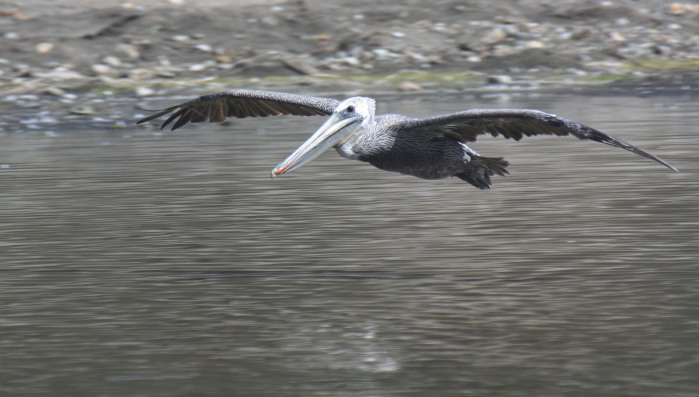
[137, 89, 677, 189]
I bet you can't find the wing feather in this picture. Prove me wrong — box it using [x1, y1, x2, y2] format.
[137, 89, 340, 130]
[401, 109, 677, 171]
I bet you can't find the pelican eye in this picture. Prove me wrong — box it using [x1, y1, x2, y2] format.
[346, 105, 355, 113]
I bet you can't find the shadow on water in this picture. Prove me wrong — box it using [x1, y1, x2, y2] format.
[1, 91, 698, 397]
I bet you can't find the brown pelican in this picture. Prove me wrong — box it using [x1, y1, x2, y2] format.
[137, 89, 677, 189]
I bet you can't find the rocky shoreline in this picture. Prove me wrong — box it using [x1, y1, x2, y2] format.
[0, 0, 698, 133]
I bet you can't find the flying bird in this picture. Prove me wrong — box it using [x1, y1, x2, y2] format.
[137, 89, 677, 189]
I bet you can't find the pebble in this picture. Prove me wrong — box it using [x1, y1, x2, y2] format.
[128, 68, 155, 80]
[43, 87, 66, 96]
[341, 56, 360, 66]
[194, 43, 213, 52]
[189, 63, 209, 72]
[171, 34, 190, 42]
[103, 56, 122, 67]
[35, 69, 88, 81]
[156, 70, 177, 78]
[214, 54, 232, 63]
[483, 28, 507, 45]
[261, 16, 278, 26]
[70, 105, 95, 115]
[372, 48, 399, 59]
[309, 34, 332, 41]
[110, 120, 128, 129]
[666, 3, 686, 15]
[407, 52, 428, 62]
[398, 81, 422, 91]
[610, 31, 626, 42]
[35, 42, 54, 54]
[18, 94, 40, 101]
[281, 58, 318, 75]
[467, 55, 482, 63]
[486, 75, 513, 84]
[567, 68, 588, 77]
[91, 64, 112, 75]
[135, 87, 155, 97]
[115, 43, 140, 60]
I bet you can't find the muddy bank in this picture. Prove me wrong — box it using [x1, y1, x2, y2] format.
[0, 0, 698, 136]
[1, 0, 698, 95]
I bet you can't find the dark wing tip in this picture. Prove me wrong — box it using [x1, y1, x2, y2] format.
[135, 105, 184, 130]
[573, 123, 679, 172]
[522, 110, 679, 172]
[408, 109, 679, 173]
[136, 98, 206, 131]
[136, 90, 339, 131]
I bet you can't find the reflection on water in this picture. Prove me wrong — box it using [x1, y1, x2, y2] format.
[1, 92, 698, 397]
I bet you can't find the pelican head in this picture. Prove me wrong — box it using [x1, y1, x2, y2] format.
[271, 97, 375, 177]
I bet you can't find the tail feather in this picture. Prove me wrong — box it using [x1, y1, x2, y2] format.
[456, 156, 510, 190]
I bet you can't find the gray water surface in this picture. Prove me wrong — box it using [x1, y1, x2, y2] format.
[1, 92, 698, 396]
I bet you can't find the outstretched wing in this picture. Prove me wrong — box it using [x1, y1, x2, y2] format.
[400, 109, 677, 171]
[137, 89, 341, 131]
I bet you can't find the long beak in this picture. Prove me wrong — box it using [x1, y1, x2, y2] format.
[271, 113, 361, 177]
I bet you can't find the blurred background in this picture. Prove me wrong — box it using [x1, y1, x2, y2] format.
[1, 1, 698, 396]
